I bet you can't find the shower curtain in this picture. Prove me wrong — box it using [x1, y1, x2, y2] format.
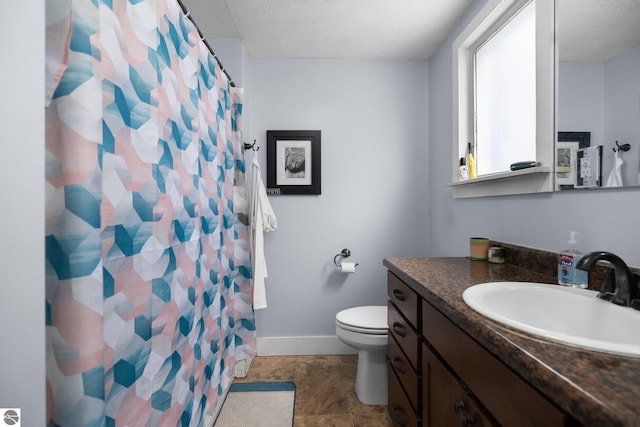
[45, 0, 255, 425]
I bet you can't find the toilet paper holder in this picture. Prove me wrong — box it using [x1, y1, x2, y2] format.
[334, 248, 359, 268]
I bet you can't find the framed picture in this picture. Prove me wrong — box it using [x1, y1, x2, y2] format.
[266, 130, 321, 195]
[556, 132, 590, 190]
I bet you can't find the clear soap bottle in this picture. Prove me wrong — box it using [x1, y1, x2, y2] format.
[557, 231, 588, 288]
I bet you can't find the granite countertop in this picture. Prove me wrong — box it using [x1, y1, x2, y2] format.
[384, 256, 640, 427]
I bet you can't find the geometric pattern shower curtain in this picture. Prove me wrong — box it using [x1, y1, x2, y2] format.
[45, 0, 255, 425]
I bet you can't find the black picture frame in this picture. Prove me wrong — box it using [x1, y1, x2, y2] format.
[558, 131, 590, 148]
[266, 130, 321, 195]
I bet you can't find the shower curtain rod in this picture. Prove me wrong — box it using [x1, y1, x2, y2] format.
[176, 0, 236, 87]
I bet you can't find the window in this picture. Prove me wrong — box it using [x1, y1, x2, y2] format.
[475, 1, 536, 175]
[451, 0, 555, 198]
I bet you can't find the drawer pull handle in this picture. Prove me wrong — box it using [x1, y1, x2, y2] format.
[392, 289, 406, 301]
[452, 400, 474, 427]
[451, 399, 464, 413]
[392, 322, 406, 337]
[392, 356, 406, 374]
[392, 404, 408, 427]
[459, 414, 474, 427]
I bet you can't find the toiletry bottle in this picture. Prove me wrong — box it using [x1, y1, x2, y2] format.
[458, 157, 469, 181]
[467, 142, 477, 179]
[557, 231, 588, 288]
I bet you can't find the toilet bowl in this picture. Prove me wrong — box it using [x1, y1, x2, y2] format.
[335, 305, 388, 405]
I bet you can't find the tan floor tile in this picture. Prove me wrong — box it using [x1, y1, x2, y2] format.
[294, 414, 354, 427]
[295, 379, 351, 416]
[297, 355, 353, 378]
[313, 382, 351, 415]
[346, 385, 388, 416]
[352, 413, 393, 427]
[294, 382, 321, 416]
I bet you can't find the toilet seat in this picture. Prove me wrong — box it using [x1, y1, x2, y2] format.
[336, 306, 387, 335]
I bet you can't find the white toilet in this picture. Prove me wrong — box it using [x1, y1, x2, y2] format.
[335, 305, 388, 405]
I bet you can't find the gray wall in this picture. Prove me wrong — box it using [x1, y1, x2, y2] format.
[427, 0, 640, 266]
[247, 59, 430, 337]
[0, 1, 46, 424]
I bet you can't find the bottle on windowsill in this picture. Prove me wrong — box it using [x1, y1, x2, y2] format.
[458, 157, 469, 181]
[467, 142, 477, 179]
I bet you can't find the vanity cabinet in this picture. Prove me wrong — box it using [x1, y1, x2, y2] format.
[387, 270, 580, 427]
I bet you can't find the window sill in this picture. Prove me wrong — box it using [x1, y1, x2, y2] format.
[449, 166, 554, 198]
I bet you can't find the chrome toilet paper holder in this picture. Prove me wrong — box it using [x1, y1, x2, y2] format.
[334, 248, 359, 268]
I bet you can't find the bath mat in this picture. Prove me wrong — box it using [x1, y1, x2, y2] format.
[214, 381, 296, 427]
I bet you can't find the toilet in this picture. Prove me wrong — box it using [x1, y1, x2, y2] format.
[335, 305, 388, 405]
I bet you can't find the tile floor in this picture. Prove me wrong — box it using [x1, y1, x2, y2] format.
[232, 355, 393, 427]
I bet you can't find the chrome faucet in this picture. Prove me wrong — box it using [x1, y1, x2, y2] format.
[576, 251, 640, 309]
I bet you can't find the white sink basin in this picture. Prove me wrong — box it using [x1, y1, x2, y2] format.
[463, 282, 640, 357]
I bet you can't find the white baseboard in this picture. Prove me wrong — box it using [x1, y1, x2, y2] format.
[256, 335, 357, 356]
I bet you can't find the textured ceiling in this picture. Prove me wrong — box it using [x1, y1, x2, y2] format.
[182, 0, 473, 59]
[558, 0, 640, 62]
[181, 0, 640, 62]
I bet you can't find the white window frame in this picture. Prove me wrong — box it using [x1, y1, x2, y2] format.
[451, 0, 556, 198]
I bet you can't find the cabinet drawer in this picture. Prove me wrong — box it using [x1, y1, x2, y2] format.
[422, 299, 572, 427]
[388, 362, 420, 427]
[388, 333, 420, 412]
[388, 302, 420, 370]
[388, 271, 419, 328]
[423, 343, 498, 427]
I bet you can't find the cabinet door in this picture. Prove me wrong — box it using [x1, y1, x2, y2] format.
[423, 343, 498, 427]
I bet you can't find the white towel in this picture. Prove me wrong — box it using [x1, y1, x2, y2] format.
[605, 151, 623, 187]
[249, 151, 277, 310]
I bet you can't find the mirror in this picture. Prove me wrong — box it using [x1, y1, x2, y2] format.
[556, 0, 640, 190]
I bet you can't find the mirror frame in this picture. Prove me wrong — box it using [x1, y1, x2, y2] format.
[451, 0, 556, 198]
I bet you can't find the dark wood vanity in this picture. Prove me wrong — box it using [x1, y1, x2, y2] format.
[385, 255, 640, 427]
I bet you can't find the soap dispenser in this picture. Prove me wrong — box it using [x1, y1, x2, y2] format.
[557, 231, 588, 288]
